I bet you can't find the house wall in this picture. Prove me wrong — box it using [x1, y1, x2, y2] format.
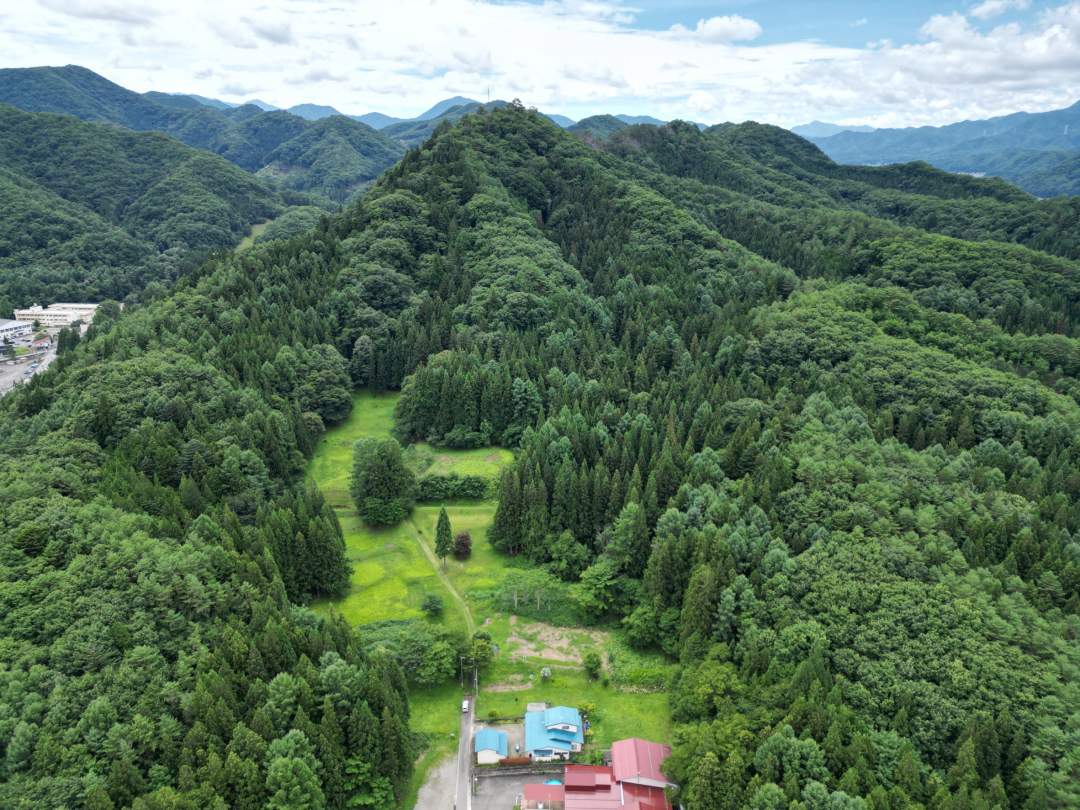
[477, 749, 501, 765]
[531, 749, 570, 763]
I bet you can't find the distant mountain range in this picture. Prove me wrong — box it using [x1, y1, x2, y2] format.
[0, 66, 403, 203]
[4, 64, 1075, 200]
[174, 87, 701, 134]
[790, 120, 875, 138]
[805, 102, 1080, 197]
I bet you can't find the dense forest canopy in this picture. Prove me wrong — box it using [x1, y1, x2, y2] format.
[0, 102, 1078, 810]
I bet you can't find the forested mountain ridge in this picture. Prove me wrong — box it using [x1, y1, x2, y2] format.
[1, 102, 1078, 810]
[808, 99, 1080, 197]
[0, 65, 404, 203]
[0, 104, 288, 315]
[255, 116, 406, 201]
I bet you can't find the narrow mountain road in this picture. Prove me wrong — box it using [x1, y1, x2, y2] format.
[407, 517, 476, 636]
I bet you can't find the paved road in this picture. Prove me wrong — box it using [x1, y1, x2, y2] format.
[0, 346, 56, 396]
[455, 699, 474, 810]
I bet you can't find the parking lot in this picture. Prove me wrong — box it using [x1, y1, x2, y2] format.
[473, 774, 531, 810]
[0, 345, 55, 396]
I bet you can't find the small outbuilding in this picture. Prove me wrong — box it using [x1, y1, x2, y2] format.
[474, 727, 508, 765]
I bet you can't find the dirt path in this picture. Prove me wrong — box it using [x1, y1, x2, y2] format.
[407, 517, 476, 635]
[414, 752, 457, 810]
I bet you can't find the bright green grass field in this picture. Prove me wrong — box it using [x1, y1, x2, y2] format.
[410, 444, 515, 479]
[412, 502, 523, 603]
[308, 392, 467, 630]
[308, 391, 398, 510]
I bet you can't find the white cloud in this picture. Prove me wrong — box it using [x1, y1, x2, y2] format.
[247, 18, 294, 45]
[669, 15, 762, 43]
[8, 0, 1080, 128]
[39, 0, 159, 25]
[920, 13, 975, 44]
[971, 0, 1031, 21]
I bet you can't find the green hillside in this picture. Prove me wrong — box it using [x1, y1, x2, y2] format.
[381, 101, 506, 147]
[1, 103, 1078, 810]
[257, 116, 405, 202]
[0, 66, 405, 203]
[0, 104, 285, 313]
[568, 113, 628, 140]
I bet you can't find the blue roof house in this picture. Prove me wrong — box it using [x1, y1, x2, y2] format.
[475, 727, 509, 764]
[525, 706, 584, 761]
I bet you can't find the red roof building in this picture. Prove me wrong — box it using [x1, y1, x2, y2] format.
[523, 783, 566, 810]
[523, 740, 673, 810]
[611, 739, 674, 789]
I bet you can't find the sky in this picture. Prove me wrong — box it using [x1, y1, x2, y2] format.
[3, 0, 1080, 127]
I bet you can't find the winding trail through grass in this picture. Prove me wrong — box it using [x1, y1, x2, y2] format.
[411, 527, 472, 635]
[406, 517, 476, 635]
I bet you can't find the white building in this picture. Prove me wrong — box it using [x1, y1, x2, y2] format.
[13, 303, 100, 328]
[0, 319, 31, 340]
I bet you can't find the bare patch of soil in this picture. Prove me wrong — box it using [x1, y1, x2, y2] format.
[504, 620, 608, 664]
[483, 674, 534, 693]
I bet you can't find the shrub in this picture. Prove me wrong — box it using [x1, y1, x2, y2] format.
[421, 594, 444, 618]
[583, 651, 602, 680]
[416, 473, 492, 501]
[454, 531, 473, 559]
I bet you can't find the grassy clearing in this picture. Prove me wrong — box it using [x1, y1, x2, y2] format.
[407, 443, 515, 479]
[306, 390, 674, 805]
[308, 391, 397, 509]
[236, 219, 271, 251]
[309, 392, 465, 631]
[412, 502, 522, 601]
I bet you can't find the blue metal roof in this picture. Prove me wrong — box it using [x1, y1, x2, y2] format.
[543, 706, 581, 729]
[474, 728, 508, 756]
[525, 707, 583, 754]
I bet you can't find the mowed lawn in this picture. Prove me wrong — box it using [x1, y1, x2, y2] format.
[477, 670, 671, 749]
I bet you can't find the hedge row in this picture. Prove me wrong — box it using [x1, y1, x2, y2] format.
[416, 472, 493, 501]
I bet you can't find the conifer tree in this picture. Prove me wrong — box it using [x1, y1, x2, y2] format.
[434, 508, 453, 567]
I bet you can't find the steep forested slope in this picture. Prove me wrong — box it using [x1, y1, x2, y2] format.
[256, 117, 405, 202]
[0, 104, 286, 314]
[0, 225, 411, 809]
[1, 103, 1077, 810]
[383, 107, 1079, 808]
[0, 66, 404, 203]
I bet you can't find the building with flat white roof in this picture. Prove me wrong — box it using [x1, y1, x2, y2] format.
[13, 303, 99, 328]
[0, 319, 32, 340]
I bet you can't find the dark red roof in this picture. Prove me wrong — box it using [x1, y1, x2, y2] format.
[525, 784, 565, 803]
[623, 783, 670, 810]
[559, 762, 670, 810]
[565, 765, 613, 790]
[611, 739, 672, 786]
